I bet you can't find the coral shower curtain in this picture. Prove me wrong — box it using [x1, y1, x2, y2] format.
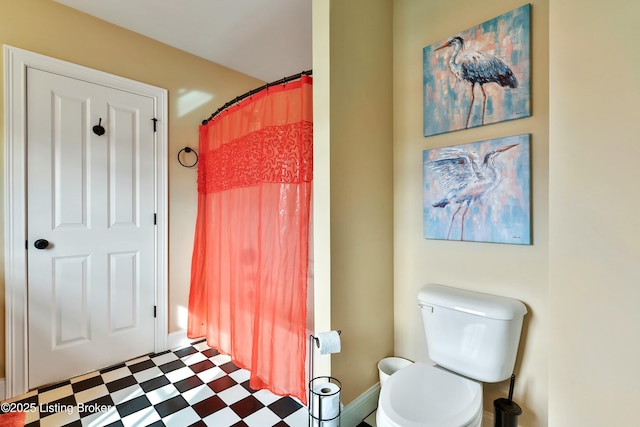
[188, 75, 312, 403]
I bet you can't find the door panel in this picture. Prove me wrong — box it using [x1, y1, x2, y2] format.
[108, 251, 139, 333]
[108, 102, 139, 227]
[53, 91, 89, 229]
[53, 255, 90, 348]
[27, 68, 156, 388]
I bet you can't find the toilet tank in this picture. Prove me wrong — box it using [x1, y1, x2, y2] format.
[418, 284, 527, 383]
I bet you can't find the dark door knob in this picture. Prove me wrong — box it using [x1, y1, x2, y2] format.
[34, 239, 49, 250]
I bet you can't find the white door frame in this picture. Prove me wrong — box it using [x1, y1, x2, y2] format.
[3, 45, 169, 398]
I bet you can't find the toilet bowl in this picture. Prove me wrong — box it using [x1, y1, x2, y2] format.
[376, 363, 482, 427]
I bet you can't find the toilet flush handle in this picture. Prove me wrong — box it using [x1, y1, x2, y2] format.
[418, 303, 434, 313]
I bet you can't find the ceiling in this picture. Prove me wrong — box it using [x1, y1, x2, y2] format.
[54, 0, 312, 83]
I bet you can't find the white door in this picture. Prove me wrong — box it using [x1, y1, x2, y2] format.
[26, 68, 157, 388]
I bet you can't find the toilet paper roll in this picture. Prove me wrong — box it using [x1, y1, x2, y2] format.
[310, 381, 340, 427]
[316, 331, 341, 354]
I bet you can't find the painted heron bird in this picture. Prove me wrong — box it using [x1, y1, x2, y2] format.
[435, 36, 518, 129]
[427, 143, 518, 240]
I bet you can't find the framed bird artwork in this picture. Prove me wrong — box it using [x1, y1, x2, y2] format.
[423, 134, 531, 244]
[423, 4, 531, 136]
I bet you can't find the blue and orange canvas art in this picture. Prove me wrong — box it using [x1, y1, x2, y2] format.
[423, 4, 531, 136]
[423, 134, 531, 244]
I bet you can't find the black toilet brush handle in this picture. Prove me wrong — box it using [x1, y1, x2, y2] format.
[507, 374, 516, 403]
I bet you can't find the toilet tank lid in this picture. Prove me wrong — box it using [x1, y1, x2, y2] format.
[418, 284, 527, 320]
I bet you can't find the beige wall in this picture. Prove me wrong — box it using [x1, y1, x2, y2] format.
[330, 0, 395, 404]
[313, 0, 395, 403]
[393, 0, 549, 425]
[549, 1, 640, 426]
[0, 0, 263, 378]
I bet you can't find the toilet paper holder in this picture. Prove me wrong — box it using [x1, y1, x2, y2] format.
[311, 330, 341, 348]
[309, 376, 341, 426]
[308, 331, 342, 426]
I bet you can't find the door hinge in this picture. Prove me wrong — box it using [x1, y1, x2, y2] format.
[26, 240, 28, 250]
[154, 306, 157, 318]
[151, 118, 158, 132]
[154, 213, 157, 225]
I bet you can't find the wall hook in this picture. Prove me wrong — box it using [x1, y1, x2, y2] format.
[92, 118, 105, 136]
[178, 146, 198, 168]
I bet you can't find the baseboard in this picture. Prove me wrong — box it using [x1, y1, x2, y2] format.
[0, 378, 5, 401]
[340, 383, 381, 427]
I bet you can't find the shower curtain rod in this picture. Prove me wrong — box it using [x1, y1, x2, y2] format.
[201, 69, 312, 125]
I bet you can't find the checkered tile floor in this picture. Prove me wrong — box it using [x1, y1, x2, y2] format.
[2, 340, 308, 427]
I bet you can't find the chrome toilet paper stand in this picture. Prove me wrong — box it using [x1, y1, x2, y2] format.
[308, 331, 342, 427]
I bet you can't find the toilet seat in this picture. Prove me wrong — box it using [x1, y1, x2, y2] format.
[377, 362, 483, 427]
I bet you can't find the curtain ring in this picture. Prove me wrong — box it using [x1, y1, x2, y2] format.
[178, 146, 198, 168]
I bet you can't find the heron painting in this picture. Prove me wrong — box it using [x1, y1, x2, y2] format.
[423, 4, 530, 136]
[423, 134, 531, 244]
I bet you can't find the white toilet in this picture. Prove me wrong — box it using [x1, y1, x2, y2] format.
[377, 284, 527, 427]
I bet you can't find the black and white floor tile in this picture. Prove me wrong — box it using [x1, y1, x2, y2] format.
[2, 340, 309, 427]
